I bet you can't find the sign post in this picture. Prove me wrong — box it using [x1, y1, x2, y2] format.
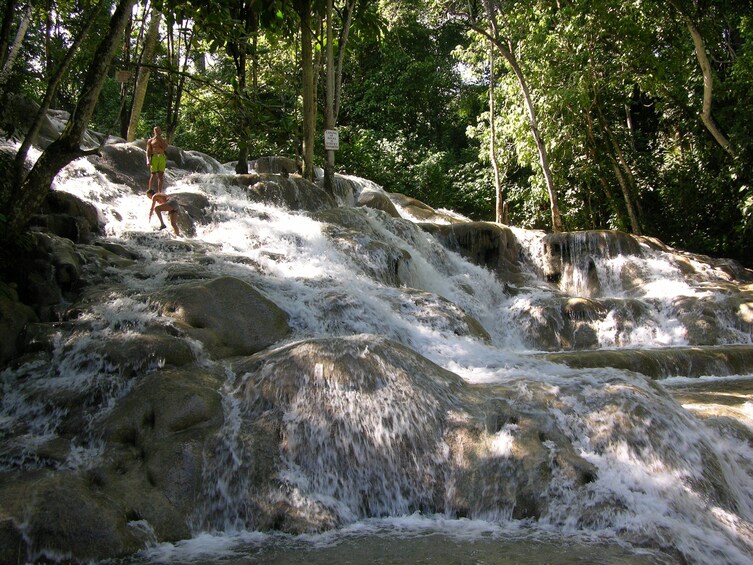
[116, 70, 132, 83]
[324, 129, 339, 151]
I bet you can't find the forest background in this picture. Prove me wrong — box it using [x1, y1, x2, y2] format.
[1, 0, 752, 265]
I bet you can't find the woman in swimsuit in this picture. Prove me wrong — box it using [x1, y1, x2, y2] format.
[147, 189, 180, 235]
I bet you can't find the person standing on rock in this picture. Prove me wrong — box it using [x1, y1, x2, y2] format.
[147, 189, 180, 236]
[146, 125, 168, 193]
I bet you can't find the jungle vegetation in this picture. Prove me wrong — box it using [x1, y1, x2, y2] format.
[1, 0, 752, 264]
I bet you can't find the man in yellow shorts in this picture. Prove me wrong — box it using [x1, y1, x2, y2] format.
[146, 125, 168, 192]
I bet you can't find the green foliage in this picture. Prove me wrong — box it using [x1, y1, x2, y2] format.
[5, 0, 753, 263]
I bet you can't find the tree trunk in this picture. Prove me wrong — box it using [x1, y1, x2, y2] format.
[506, 47, 561, 231]
[0, 3, 31, 92]
[488, 38, 505, 224]
[334, 0, 356, 123]
[233, 46, 249, 174]
[585, 108, 629, 230]
[479, 0, 562, 232]
[686, 20, 735, 157]
[299, 1, 316, 182]
[4, 0, 138, 239]
[127, 7, 162, 142]
[164, 22, 193, 144]
[594, 102, 642, 235]
[13, 2, 104, 185]
[323, 0, 335, 195]
[118, 12, 133, 139]
[668, 0, 735, 157]
[0, 0, 18, 72]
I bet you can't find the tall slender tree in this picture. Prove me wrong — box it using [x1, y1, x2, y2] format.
[477, 0, 562, 231]
[127, 2, 162, 142]
[295, 0, 317, 180]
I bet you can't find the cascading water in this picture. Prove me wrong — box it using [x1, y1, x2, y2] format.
[2, 137, 753, 564]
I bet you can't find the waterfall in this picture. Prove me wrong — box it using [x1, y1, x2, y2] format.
[3, 140, 753, 564]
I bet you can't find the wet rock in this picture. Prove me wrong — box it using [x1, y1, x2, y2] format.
[102, 365, 225, 539]
[251, 155, 298, 175]
[357, 188, 400, 217]
[533, 230, 644, 293]
[172, 191, 212, 228]
[540, 344, 753, 379]
[10, 234, 78, 321]
[94, 240, 141, 260]
[220, 173, 336, 212]
[32, 232, 82, 290]
[319, 212, 415, 287]
[0, 515, 27, 564]
[94, 333, 198, 375]
[12, 473, 145, 561]
[215, 335, 592, 533]
[155, 276, 291, 358]
[93, 142, 152, 191]
[388, 192, 463, 223]
[0, 282, 37, 366]
[421, 221, 521, 277]
[39, 189, 103, 243]
[672, 296, 721, 345]
[392, 289, 491, 342]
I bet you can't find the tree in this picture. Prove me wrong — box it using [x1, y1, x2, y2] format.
[487, 37, 505, 224]
[295, 0, 318, 180]
[12, 2, 105, 186]
[323, 0, 360, 194]
[0, 1, 30, 93]
[127, 3, 162, 142]
[667, 0, 736, 158]
[476, 0, 562, 231]
[163, 9, 193, 144]
[160, 0, 283, 168]
[0, 0, 138, 241]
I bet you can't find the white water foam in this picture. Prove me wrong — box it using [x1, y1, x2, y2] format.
[4, 146, 753, 563]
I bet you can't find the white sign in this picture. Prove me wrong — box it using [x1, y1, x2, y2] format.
[116, 70, 132, 83]
[324, 129, 339, 151]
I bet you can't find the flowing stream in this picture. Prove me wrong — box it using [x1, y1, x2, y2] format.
[3, 143, 753, 564]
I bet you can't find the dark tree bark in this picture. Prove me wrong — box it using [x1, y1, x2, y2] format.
[0, 0, 19, 72]
[296, 0, 316, 181]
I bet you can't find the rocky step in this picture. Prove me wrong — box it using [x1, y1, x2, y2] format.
[538, 344, 753, 379]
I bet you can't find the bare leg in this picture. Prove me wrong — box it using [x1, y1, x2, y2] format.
[168, 211, 180, 236]
[154, 203, 168, 229]
[157, 172, 164, 192]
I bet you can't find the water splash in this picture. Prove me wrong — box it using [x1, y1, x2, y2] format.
[4, 143, 753, 563]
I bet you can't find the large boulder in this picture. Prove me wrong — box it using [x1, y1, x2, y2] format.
[10, 473, 147, 561]
[8, 232, 84, 321]
[0, 364, 225, 561]
[223, 173, 336, 212]
[154, 276, 291, 358]
[421, 221, 522, 279]
[527, 230, 644, 293]
[388, 193, 464, 224]
[32, 189, 103, 243]
[209, 335, 595, 534]
[251, 155, 298, 175]
[102, 365, 225, 534]
[92, 142, 152, 191]
[354, 183, 400, 217]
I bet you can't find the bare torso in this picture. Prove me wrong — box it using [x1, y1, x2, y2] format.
[148, 136, 168, 155]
